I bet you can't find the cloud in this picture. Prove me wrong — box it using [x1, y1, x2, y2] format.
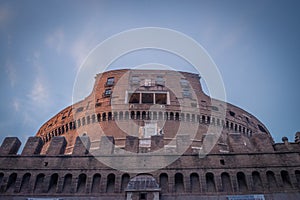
[12, 99, 20, 112]
[5, 60, 17, 87]
[28, 77, 48, 104]
[46, 28, 64, 54]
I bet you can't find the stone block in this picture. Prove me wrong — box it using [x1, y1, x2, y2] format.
[0, 137, 21, 155]
[46, 136, 67, 155]
[125, 136, 139, 153]
[72, 135, 91, 155]
[21, 136, 44, 155]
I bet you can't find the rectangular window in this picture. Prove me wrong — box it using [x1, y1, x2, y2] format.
[104, 89, 112, 97]
[128, 93, 140, 104]
[131, 76, 140, 85]
[106, 77, 114, 86]
[180, 79, 190, 88]
[155, 93, 167, 104]
[142, 93, 154, 104]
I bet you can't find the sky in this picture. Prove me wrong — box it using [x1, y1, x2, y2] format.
[0, 0, 300, 149]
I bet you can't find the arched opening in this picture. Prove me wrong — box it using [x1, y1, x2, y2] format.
[77, 119, 81, 127]
[202, 115, 205, 123]
[159, 173, 168, 193]
[221, 172, 232, 192]
[108, 112, 112, 120]
[164, 112, 168, 120]
[34, 173, 45, 193]
[206, 172, 216, 192]
[136, 111, 141, 120]
[190, 173, 200, 193]
[281, 170, 292, 188]
[175, 173, 184, 193]
[211, 117, 215, 125]
[82, 117, 86, 126]
[62, 174, 72, 193]
[266, 171, 277, 190]
[252, 171, 263, 191]
[158, 112, 163, 120]
[106, 174, 115, 193]
[207, 116, 210, 124]
[181, 113, 185, 122]
[230, 122, 233, 130]
[87, 116, 90, 124]
[102, 113, 106, 121]
[119, 111, 123, 120]
[175, 112, 180, 121]
[191, 114, 195, 122]
[91, 173, 101, 193]
[237, 172, 248, 192]
[170, 112, 174, 120]
[295, 170, 300, 188]
[91, 114, 96, 123]
[186, 114, 190, 122]
[77, 174, 87, 193]
[6, 173, 17, 192]
[121, 174, 130, 192]
[0, 173, 3, 186]
[142, 111, 146, 120]
[20, 173, 31, 192]
[125, 111, 129, 120]
[113, 112, 118, 120]
[48, 173, 58, 193]
[153, 112, 157, 120]
[97, 113, 101, 122]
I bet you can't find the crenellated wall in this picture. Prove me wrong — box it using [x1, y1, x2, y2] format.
[0, 135, 300, 199]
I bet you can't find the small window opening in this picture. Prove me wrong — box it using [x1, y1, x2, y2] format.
[106, 77, 114, 86]
[220, 159, 225, 165]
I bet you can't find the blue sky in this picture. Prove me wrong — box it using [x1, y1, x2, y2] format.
[0, 0, 299, 149]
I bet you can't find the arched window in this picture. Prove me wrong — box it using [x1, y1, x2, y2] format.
[266, 171, 277, 190]
[202, 115, 205, 123]
[191, 114, 195, 122]
[170, 112, 174, 120]
[190, 173, 200, 193]
[77, 119, 81, 127]
[34, 173, 45, 193]
[164, 112, 168, 120]
[181, 113, 185, 122]
[20, 173, 31, 192]
[48, 173, 58, 193]
[153, 112, 157, 120]
[159, 112, 163, 120]
[207, 116, 210, 124]
[87, 116, 90, 124]
[221, 172, 232, 192]
[119, 111, 123, 120]
[62, 174, 72, 193]
[91, 114, 96, 123]
[252, 171, 263, 191]
[237, 172, 248, 192]
[91, 173, 101, 193]
[186, 114, 190, 122]
[108, 112, 112, 120]
[130, 111, 135, 120]
[159, 173, 168, 193]
[113, 112, 118, 120]
[136, 111, 141, 120]
[206, 172, 216, 192]
[142, 111, 146, 120]
[175, 173, 184, 193]
[230, 122, 233, 130]
[6, 173, 17, 192]
[175, 113, 179, 121]
[106, 174, 115, 193]
[121, 174, 130, 192]
[102, 113, 106, 121]
[281, 170, 292, 188]
[82, 117, 86, 126]
[97, 113, 101, 122]
[77, 174, 87, 193]
[125, 111, 129, 120]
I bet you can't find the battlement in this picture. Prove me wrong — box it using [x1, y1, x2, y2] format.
[1, 132, 299, 157]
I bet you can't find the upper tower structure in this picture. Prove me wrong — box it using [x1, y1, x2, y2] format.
[36, 69, 273, 154]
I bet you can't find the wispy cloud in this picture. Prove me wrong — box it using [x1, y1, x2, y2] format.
[12, 99, 20, 112]
[46, 28, 64, 54]
[28, 77, 48, 104]
[5, 60, 17, 87]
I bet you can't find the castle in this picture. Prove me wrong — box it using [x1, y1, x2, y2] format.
[0, 69, 299, 200]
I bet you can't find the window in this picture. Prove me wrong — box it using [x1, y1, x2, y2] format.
[104, 89, 112, 97]
[131, 76, 140, 85]
[140, 193, 147, 200]
[129, 93, 140, 104]
[106, 77, 114, 86]
[142, 93, 154, 104]
[156, 76, 165, 86]
[180, 79, 190, 88]
[182, 89, 192, 98]
[155, 93, 167, 104]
